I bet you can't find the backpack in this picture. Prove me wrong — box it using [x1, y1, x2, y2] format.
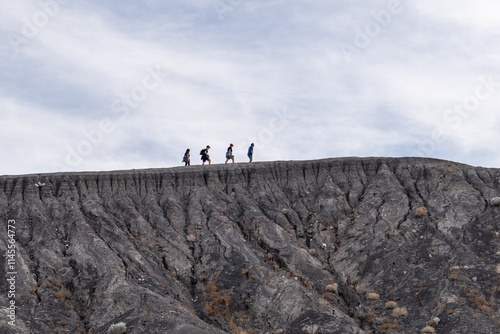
[200, 149, 205, 155]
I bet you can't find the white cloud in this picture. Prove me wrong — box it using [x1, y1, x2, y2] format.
[412, 0, 500, 31]
[0, 0, 499, 174]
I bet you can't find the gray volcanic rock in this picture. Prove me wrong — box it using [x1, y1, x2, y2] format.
[0, 157, 499, 333]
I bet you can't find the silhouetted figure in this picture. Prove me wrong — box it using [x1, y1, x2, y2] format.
[225, 144, 235, 163]
[200, 145, 211, 165]
[182, 149, 190, 166]
[247, 143, 254, 162]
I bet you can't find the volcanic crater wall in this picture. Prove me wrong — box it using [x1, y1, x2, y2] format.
[0, 157, 499, 334]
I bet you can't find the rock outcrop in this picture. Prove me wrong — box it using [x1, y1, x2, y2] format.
[0, 157, 499, 333]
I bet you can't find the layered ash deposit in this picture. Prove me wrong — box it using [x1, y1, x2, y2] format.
[0, 157, 499, 333]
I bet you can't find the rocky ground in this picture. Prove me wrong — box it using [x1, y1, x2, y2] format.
[0, 157, 499, 334]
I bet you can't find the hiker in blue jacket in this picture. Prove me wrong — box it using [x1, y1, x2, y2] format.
[247, 143, 254, 162]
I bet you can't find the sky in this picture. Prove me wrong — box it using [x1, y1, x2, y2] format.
[1, 0, 500, 175]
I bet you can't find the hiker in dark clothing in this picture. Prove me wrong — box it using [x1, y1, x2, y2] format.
[225, 143, 235, 164]
[247, 143, 254, 162]
[182, 149, 190, 166]
[201, 145, 211, 165]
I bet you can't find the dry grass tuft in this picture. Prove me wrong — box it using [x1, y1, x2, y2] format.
[322, 292, 336, 303]
[325, 284, 338, 293]
[468, 290, 496, 315]
[421, 326, 436, 334]
[367, 292, 380, 300]
[55, 290, 66, 303]
[391, 307, 408, 318]
[229, 318, 251, 334]
[415, 207, 428, 218]
[449, 266, 461, 282]
[29, 282, 37, 294]
[203, 280, 232, 320]
[379, 321, 399, 333]
[385, 301, 398, 309]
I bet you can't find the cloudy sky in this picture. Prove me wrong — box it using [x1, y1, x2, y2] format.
[1, 0, 499, 175]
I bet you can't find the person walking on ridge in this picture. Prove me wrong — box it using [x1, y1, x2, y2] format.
[200, 145, 211, 165]
[247, 143, 254, 162]
[225, 143, 235, 164]
[182, 149, 191, 166]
